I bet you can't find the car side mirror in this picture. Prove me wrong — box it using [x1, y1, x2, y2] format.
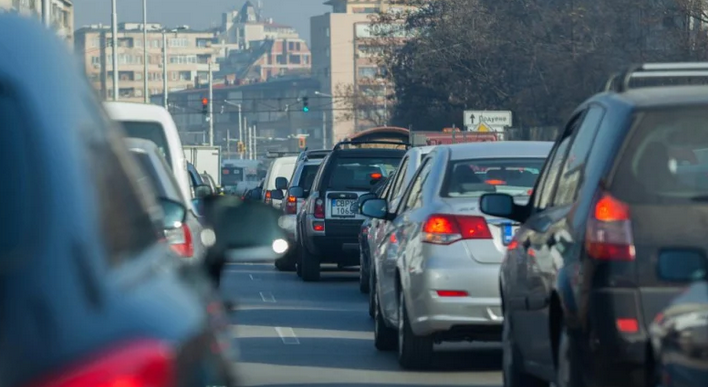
[275, 177, 288, 190]
[479, 193, 527, 223]
[270, 189, 284, 200]
[195, 184, 212, 199]
[657, 251, 708, 282]
[201, 196, 289, 285]
[357, 193, 377, 213]
[289, 186, 305, 198]
[361, 198, 390, 220]
[159, 198, 187, 229]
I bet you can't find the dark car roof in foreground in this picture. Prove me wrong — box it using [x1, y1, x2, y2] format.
[597, 85, 708, 108]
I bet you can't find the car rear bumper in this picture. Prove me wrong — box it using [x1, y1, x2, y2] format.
[308, 236, 359, 264]
[406, 245, 503, 337]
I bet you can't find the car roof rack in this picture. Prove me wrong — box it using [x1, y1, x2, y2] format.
[300, 149, 331, 161]
[333, 140, 411, 151]
[604, 62, 708, 93]
[266, 150, 300, 159]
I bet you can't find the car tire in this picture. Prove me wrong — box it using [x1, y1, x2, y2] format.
[359, 250, 370, 294]
[274, 255, 296, 272]
[300, 245, 320, 282]
[368, 269, 376, 319]
[502, 306, 548, 387]
[374, 285, 397, 351]
[556, 325, 585, 387]
[397, 291, 433, 369]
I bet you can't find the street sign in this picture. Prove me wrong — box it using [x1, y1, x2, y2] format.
[464, 110, 513, 128]
[476, 122, 492, 132]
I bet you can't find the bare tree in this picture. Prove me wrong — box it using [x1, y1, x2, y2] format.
[334, 83, 391, 129]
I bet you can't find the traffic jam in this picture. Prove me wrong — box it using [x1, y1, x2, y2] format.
[4, 11, 708, 387]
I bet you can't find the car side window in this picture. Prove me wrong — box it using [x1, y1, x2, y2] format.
[397, 158, 431, 214]
[408, 161, 433, 209]
[390, 157, 409, 197]
[78, 99, 162, 267]
[535, 114, 581, 210]
[553, 106, 605, 206]
[310, 156, 328, 193]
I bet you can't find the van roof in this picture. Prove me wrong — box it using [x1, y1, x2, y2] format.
[103, 101, 174, 123]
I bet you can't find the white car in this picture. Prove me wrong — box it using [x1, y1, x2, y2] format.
[363, 141, 553, 369]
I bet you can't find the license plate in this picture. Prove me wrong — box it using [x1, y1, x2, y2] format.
[502, 223, 515, 245]
[331, 199, 356, 217]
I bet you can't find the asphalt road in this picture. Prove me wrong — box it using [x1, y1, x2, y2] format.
[222, 263, 503, 387]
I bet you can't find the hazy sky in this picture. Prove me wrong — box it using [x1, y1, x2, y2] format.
[72, 0, 330, 43]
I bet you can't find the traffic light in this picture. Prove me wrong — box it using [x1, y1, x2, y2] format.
[298, 137, 306, 149]
[237, 141, 245, 154]
[201, 97, 208, 116]
[302, 96, 309, 112]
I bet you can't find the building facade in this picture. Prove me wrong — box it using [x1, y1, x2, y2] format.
[75, 23, 219, 102]
[216, 1, 312, 83]
[0, 0, 74, 43]
[311, 0, 408, 144]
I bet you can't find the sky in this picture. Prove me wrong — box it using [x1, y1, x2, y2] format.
[72, 0, 330, 43]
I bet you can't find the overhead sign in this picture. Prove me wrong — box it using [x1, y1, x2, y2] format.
[464, 110, 513, 128]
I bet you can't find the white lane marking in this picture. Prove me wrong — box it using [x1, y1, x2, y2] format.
[249, 274, 261, 281]
[275, 327, 300, 344]
[259, 292, 276, 303]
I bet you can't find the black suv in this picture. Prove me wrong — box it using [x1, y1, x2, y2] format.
[480, 62, 708, 387]
[291, 141, 406, 281]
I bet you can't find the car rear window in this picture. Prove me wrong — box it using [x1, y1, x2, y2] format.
[442, 158, 546, 197]
[120, 121, 172, 169]
[327, 157, 400, 191]
[612, 107, 708, 203]
[131, 151, 167, 197]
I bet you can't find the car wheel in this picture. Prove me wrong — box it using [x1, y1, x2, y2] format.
[368, 269, 375, 319]
[397, 291, 433, 369]
[502, 307, 548, 387]
[359, 250, 370, 294]
[300, 245, 320, 282]
[374, 285, 397, 351]
[556, 325, 585, 387]
[274, 255, 296, 272]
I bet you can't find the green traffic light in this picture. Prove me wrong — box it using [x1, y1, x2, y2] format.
[303, 106, 309, 112]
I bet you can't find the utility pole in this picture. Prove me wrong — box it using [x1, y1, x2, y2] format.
[162, 31, 167, 108]
[41, 0, 51, 27]
[252, 124, 258, 160]
[238, 105, 243, 160]
[111, 0, 119, 101]
[322, 110, 327, 149]
[244, 116, 249, 159]
[142, 0, 149, 103]
[208, 61, 214, 146]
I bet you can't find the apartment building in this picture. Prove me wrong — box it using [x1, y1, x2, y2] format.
[0, 0, 74, 43]
[311, 0, 408, 143]
[217, 1, 311, 83]
[75, 23, 219, 102]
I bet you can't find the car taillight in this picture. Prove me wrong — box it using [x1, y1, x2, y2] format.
[585, 190, 635, 261]
[313, 198, 325, 219]
[26, 339, 175, 387]
[264, 190, 272, 205]
[165, 224, 194, 258]
[285, 196, 297, 214]
[422, 214, 492, 244]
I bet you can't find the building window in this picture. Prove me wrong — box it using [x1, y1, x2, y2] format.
[91, 37, 100, 48]
[358, 67, 378, 79]
[276, 55, 286, 64]
[324, 67, 330, 78]
[325, 27, 330, 37]
[296, 42, 301, 50]
[325, 47, 330, 57]
[179, 71, 192, 81]
[91, 56, 101, 65]
[196, 38, 212, 47]
[169, 55, 197, 64]
[289, 54, 301, 64]
[168, 38, 190, 48]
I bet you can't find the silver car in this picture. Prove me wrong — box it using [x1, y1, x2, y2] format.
[125, 138, 206, 263]
[362, 141, 553, 369]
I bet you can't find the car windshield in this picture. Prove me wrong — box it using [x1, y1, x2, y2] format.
[120, 121, 172, 169]
[442, 158, 546, 197]
[327, 157, 401, 191]
[613, 107, 708, 203]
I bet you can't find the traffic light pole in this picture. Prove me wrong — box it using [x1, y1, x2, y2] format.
[208, 61, 214, 146]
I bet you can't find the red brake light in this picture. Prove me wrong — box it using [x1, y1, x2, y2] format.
[422, 214, 491, 244]
[436, 290, 468, 297]
[485, 179, 506, 185]
[585, 191, 635, 261]
[26, 339, 175, 387]
[312, 221, 325, 231]
[616, 318, 639, 333]
[285, 196, 298, 214]
[166, 224, 193, 258]
[313, 198, 325, 219]
[370, 172, 383, 180]
[507, 239, 519, 250]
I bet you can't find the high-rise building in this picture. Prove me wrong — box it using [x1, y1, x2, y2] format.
[311, 0, 408, 143]
[75, 23, 219, 102]
[0, 0, 74, 44]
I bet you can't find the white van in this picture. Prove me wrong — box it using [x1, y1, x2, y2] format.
[262, 156, 297, 209]
[103, 102, 193, 208]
